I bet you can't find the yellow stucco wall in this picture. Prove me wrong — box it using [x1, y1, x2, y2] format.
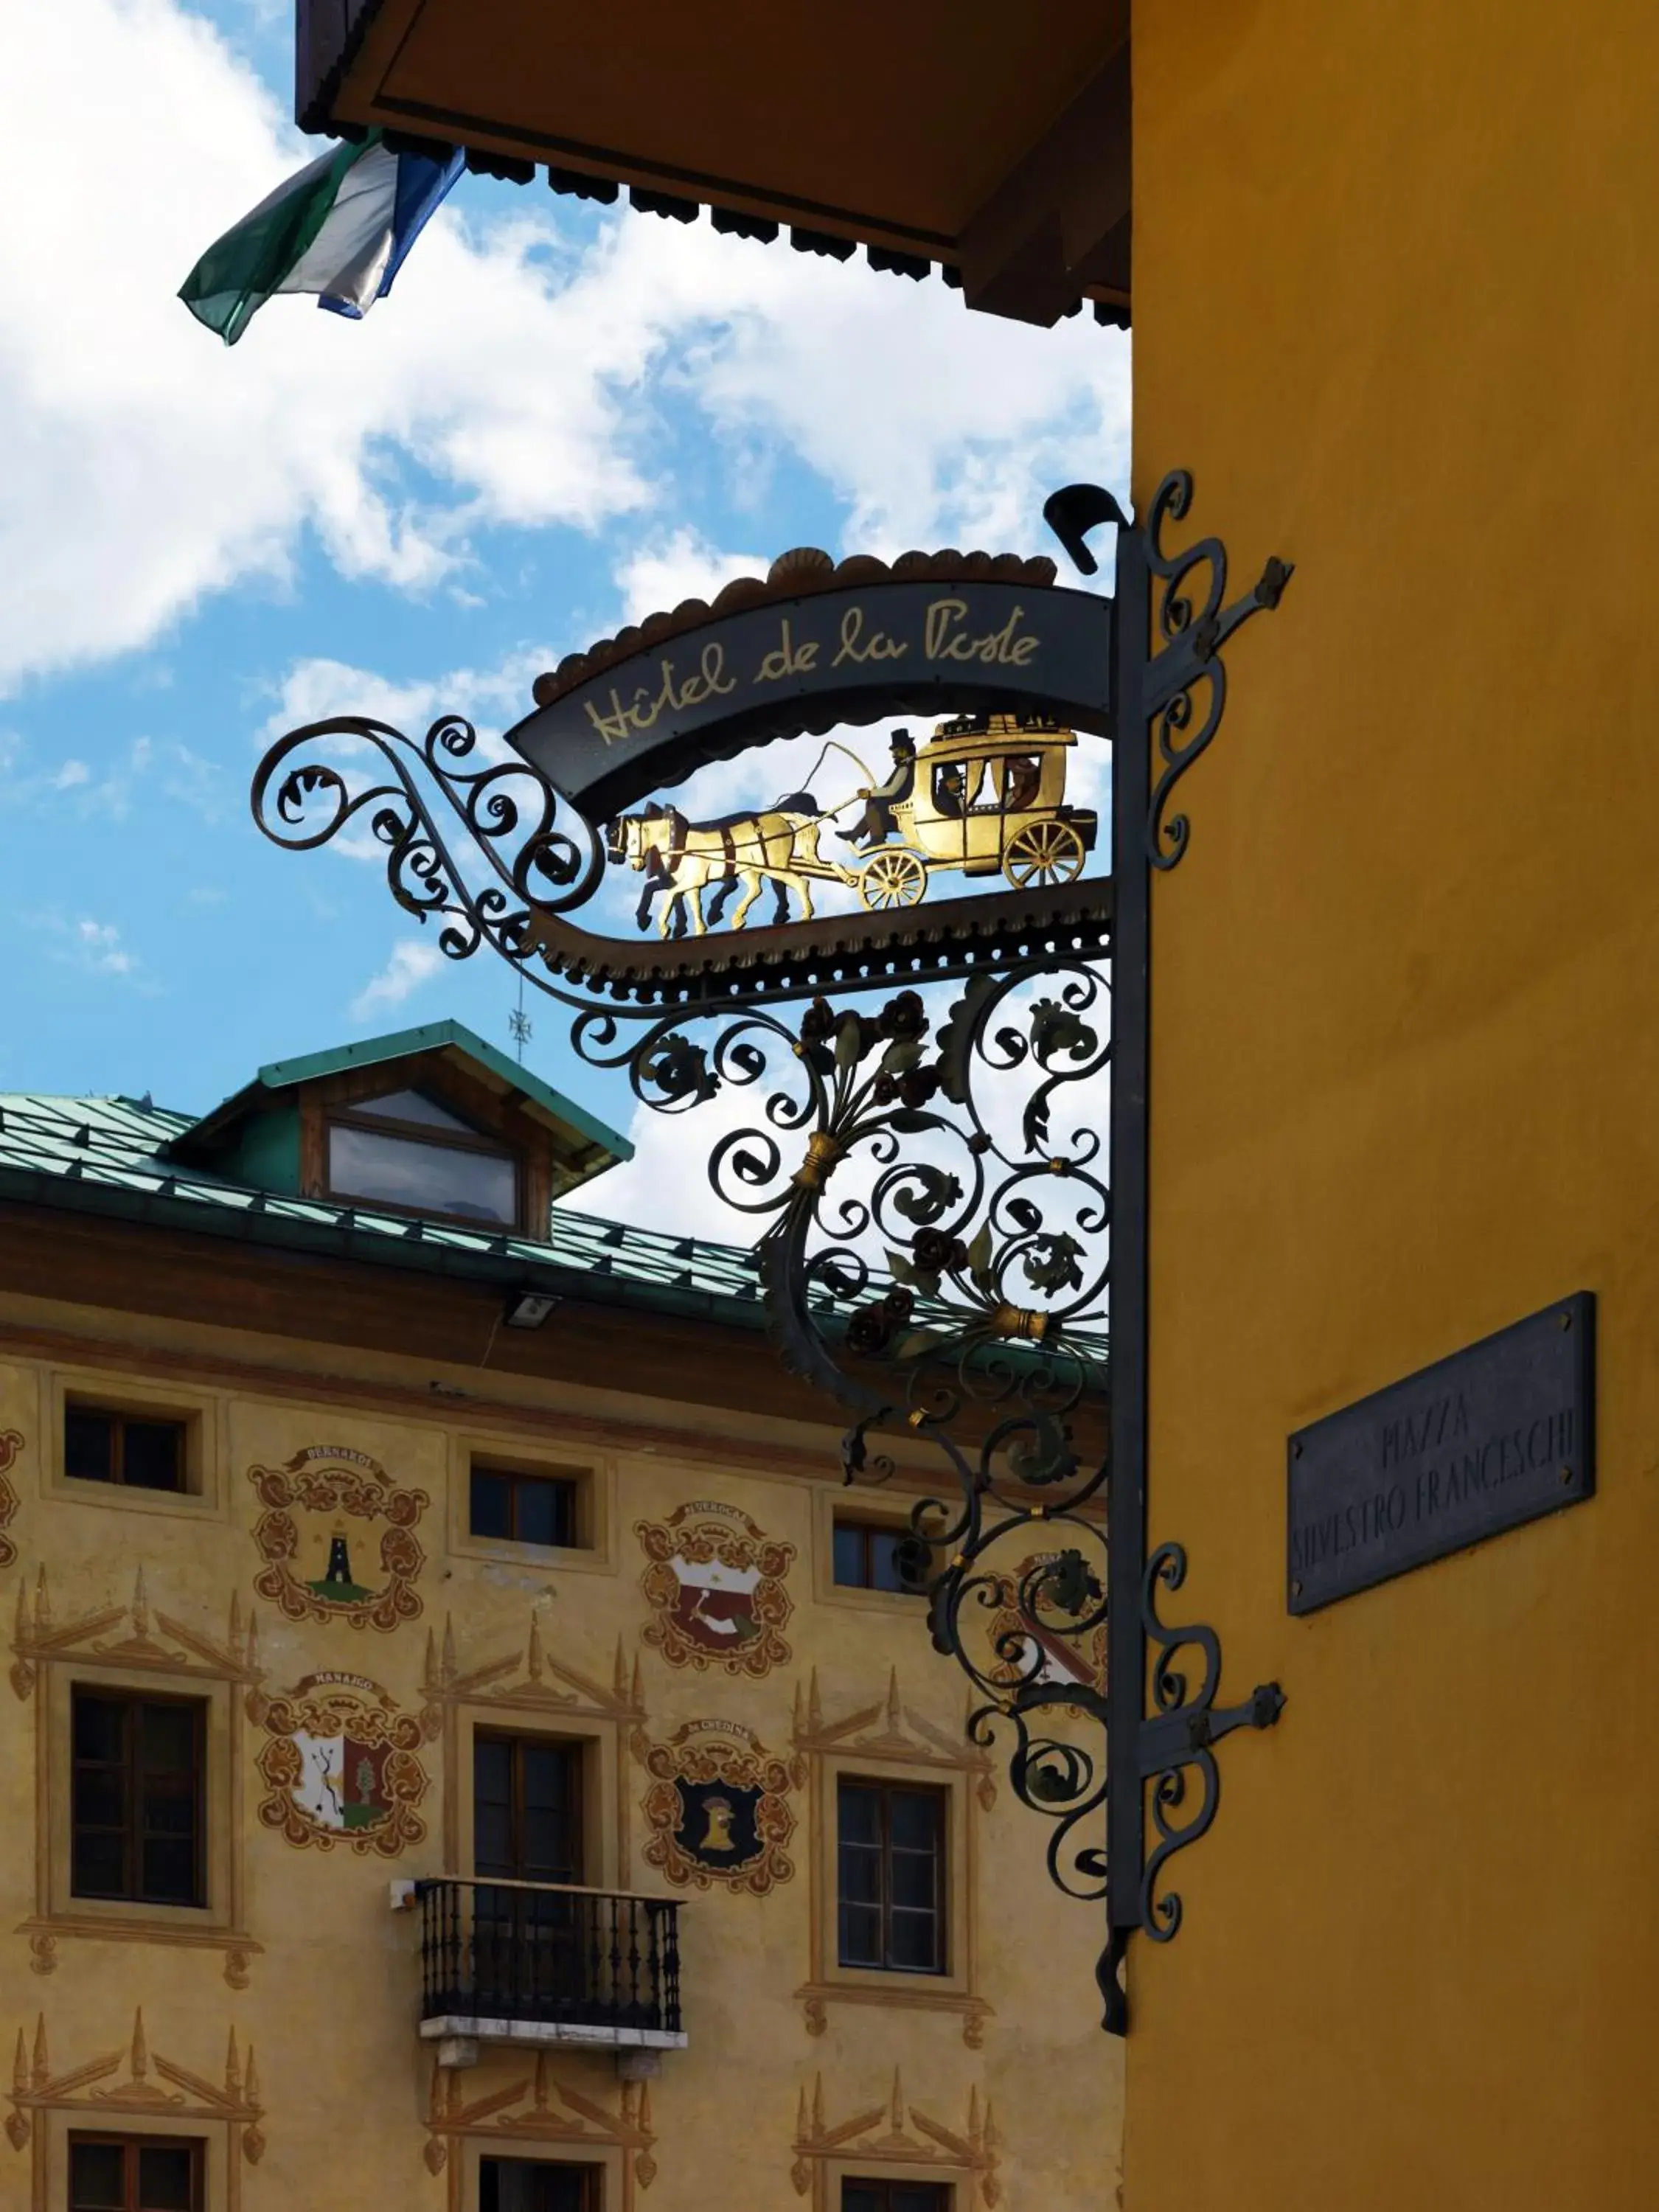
[0, 1289, 1116, 2210]
[1130, 4, 1659, 2206]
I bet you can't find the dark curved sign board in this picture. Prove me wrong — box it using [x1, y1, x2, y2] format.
[503, 578, 1116, 820]
[1287, 1293, 1595, 1613]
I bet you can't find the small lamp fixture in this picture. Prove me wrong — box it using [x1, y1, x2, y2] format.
[504, 1288, 560, 1329]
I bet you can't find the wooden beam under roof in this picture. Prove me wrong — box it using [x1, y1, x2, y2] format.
[295, 0, 1132, 327]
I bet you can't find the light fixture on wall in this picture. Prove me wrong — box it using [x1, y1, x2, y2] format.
[504, 1288, 560, 1329]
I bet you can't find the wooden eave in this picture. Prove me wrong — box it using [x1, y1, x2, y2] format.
[0, 1198, 1107, 1475]
[296, 0, 1132, 328]
[0, 1196, 812, 1429]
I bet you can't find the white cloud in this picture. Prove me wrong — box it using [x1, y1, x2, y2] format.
[0, 1, 653, 688]
[349, 939, 447, 1020]
[75, 919, 135, 975]
[613, 531, 765, 625]
[0, 1, 1129, 694]
[262, 650, 552, 748]
[2, 731, 229, 822]
[582, 1080, 770, 1247]
[26, 909, 144, 981]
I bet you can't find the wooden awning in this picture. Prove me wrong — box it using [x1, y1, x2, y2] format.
[297, 0, 1130, 327]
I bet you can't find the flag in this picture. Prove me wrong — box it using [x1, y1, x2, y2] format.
[179, 131, 464, 347]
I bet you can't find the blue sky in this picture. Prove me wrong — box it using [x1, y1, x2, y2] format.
[1, 0, 1129, 1227]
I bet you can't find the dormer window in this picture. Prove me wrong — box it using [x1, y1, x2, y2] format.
[326, 1087, 519, 1227]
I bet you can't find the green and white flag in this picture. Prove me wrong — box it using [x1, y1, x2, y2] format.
[179, 131, 462, 347]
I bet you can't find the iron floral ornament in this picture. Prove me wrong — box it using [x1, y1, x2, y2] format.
[636, 1719, 804, 1895]
[636, 1500, 795, 1677]
[247, 1445, 428, 1631]
[602, 964, 1282, 2031]
[254, 1670, 436, 1856]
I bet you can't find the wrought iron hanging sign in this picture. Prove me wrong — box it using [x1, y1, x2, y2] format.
[251, 472, 1291, 2034]
[508, 557, 1112, 814]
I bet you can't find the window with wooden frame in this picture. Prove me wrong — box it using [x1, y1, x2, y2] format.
[470, 1461, 582, 1551]
[63, 1403, 187, 1494]
[473, 1731, 585, 1885]
[324, 1085, 521, 1228]
[71, 1689, 205, 1909]
[836, 1779, 947, 1975]
[479, 2157, 599, 2212]
[841, 2183, 951, 2212]
[832, 1519, 928, 1594]
[69, 2132, 202, 2211]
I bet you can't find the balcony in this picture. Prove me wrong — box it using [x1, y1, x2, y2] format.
[416, 1878, 685, 2067]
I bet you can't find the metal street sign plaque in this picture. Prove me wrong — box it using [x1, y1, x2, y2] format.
[1287, 1293, 1594, 1614]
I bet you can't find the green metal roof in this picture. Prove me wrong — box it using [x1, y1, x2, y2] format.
[0, 1072, 1105, 1371]
[177, 1019, 631, 1167]
[0, 1088, 764, 1329]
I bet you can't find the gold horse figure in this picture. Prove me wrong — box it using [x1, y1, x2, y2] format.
[612, 801, 827, 936]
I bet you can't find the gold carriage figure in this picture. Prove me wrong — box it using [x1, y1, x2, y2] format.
[843, 712, 1099, 911]
[610, 712, 1099, 936]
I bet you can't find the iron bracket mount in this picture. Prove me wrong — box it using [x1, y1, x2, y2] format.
[1060, 474, 1294, 2036]
[1091, 1543, 1285, 2037]
[1135, 1541, 1284, 1941]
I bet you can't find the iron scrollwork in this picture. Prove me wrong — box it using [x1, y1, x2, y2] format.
[1137, 1543, 1286, 1944]
[576, 961, 1121, 1980]
[1141, 470, 1293, 870]
[248, 471, 1293, 2037]
[251, 713, 606, 1000]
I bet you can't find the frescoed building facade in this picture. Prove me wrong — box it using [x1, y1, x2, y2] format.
[0, 1020, 1116, 2211]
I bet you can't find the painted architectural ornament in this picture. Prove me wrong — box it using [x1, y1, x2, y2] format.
[791, 2071, 1000, 2212]
[7, 2010, 265, 2208]
[425, 2054, 656, 2212]
[255, 1671, 434, 1856]
[638, 1719, 804, 1894]
[0, 1431, 20, 1570]
[636, 1499, 794, 1677]
[247, 1444, 428, 1631]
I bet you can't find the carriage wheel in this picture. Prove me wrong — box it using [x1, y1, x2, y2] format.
[858, 849, 928, 911]
[1002, 819, 1087, 888]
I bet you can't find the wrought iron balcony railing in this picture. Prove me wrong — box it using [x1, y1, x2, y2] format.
[416, 1878, 684, 2052]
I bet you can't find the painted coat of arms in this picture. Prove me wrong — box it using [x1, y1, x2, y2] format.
[255, 1672, 433, 1856]
[247, 1445, 427, 1631]
[987, 1552, 1108, 1705]
[638, 1719, 804, 1895]
[636, 1500, 794, 1677]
